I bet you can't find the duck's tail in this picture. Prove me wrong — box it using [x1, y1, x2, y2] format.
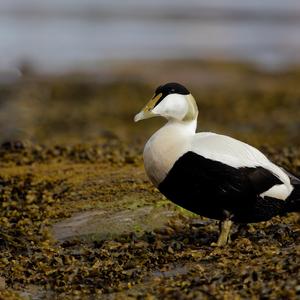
[280, 169, 300, 213]
[285, 183, 300, 213]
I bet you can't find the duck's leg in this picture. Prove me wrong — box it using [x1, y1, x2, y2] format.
[216, 219, 233, 247]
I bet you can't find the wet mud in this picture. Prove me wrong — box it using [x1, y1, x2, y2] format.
[0, 61, 300, 299]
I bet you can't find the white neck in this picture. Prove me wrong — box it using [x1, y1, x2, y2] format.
[164, 118, 197, 133]
[143, 118, 197, 186]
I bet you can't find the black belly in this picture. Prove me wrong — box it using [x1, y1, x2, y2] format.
[158, 151, 285, 223]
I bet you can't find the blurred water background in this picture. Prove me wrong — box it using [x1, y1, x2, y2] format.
[1, 0, 300, 74]
[0, 0, 300, 146]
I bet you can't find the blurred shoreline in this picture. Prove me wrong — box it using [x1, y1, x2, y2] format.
[0, 59, 299, 148]
[2, 58, 300, 85]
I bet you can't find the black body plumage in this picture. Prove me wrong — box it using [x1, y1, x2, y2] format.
[158, 151, 300, 223]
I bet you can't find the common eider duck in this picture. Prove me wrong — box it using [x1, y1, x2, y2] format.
[134, 82, 300, 246]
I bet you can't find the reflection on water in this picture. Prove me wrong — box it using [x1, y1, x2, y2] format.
[1, 0, 300, 72]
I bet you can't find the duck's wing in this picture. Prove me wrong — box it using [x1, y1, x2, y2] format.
[190, 132, 293, 200]
[191, 132, 270, 168]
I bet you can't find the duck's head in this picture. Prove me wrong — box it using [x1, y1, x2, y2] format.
[134, 82, 198, 122]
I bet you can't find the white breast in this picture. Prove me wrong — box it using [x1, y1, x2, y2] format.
[143, 120, 196, 186]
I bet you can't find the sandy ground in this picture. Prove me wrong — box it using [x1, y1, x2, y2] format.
[0, 60, 299, 299]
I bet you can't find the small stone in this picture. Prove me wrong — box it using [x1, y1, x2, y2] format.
[167, 246, 174, 254]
